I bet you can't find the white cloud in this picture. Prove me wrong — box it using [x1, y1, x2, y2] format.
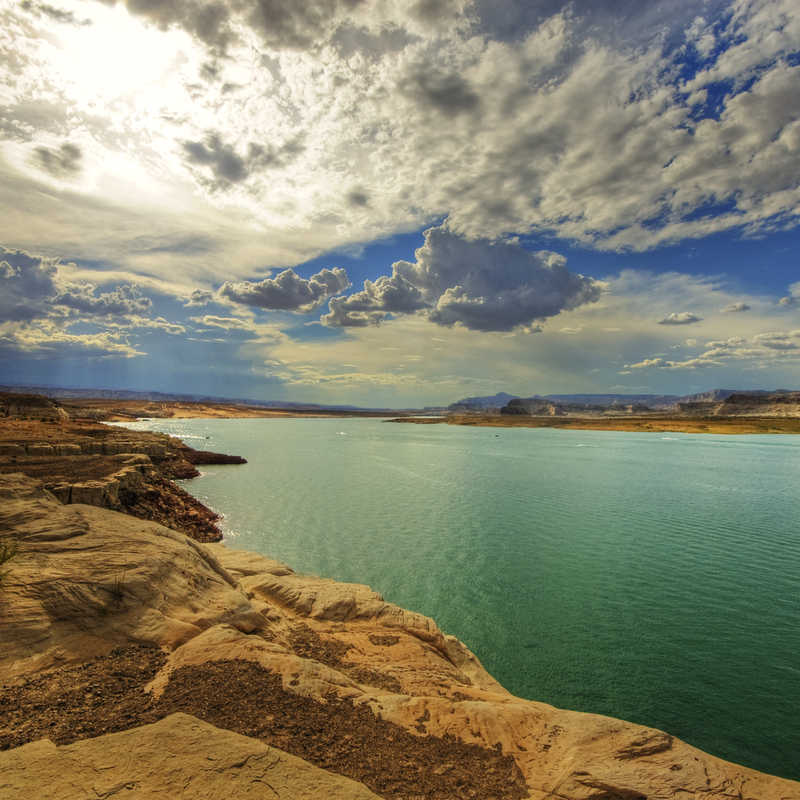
[658, 312, 704, 325]
[220, 267, 350, 312]
[323, 225, 601, 332]
[1, 0, 799, 286]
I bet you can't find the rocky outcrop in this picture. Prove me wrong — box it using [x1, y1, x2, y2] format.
[0, 473, 797, 800]
[501, 398, 565, 416]
[0, 393, 70, 422]
[0, 713, 382, 800]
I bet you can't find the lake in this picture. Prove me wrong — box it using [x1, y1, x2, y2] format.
[122, 417, 800, 780]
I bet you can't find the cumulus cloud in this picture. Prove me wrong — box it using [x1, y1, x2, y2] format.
[0, 246, 163, 341]
[722, 302, 751, 313]
[220, 267, 350, 311]
[184, 288, 214, 307]
[31, 142, 82, 178]
[323, 225, 602, 332]
[53, 283, 152, 315]
[779, 282, 800, 307]
[658, 312, 703, 325]
[0, 247, 58, 321]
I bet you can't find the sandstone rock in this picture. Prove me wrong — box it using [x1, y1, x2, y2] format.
[25, 443, 54, 456]
[102, 440, 136, 455]
[52, 443, 81, 456]
[77, 439, 104, 454]
[0, 474, 255, 679]
[69, 478, 119, 508]
[0, 713, 381, 800]
[45, 482, 72, 503]
[204, 541, 294, 578]
[0, 473, 797, 800]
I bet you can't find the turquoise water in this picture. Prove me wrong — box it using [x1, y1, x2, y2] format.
[124, 417, 800, 780]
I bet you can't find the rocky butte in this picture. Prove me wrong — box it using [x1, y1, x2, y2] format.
[0, 397, 798, 799]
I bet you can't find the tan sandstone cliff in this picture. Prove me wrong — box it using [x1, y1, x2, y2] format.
[0, 473, 798, 800]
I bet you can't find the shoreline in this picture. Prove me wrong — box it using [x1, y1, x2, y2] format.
[2, 404, 799, 796]
[388, 413, 800, 435]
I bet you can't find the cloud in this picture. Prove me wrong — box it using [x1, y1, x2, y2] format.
[53, 283, 152, 315]
[20, 1, 91, 26]
[184, 289, 214, 307]
[753, 332, 799, 350]
[31, 142, 82, 178]
[190, 314, 254, 331]
[220, 267, 350, 311]
[0, 247, 59, 321]
[101, 0, 236, 54]
[323, 225, 602, 332]
[721, 302, 751, 313]
[245, 0, 366, 50]
[779, 281, 800, 306]
[182, 132, 304, 190]
[627, 357, 666, 369]
[347, 190, 369, 207]
[0, 323, 144, 359]
[405, 69, 481, 116]
[658, 312, 703, 325]
[121, 316, 186, 335]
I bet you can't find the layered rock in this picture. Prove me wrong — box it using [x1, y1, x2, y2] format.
[1, 473, 797, 799]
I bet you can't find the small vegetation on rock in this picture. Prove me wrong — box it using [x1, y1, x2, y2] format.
[0, 538, 17, 585]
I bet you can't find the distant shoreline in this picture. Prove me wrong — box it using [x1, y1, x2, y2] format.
[388, 414, 800, 435]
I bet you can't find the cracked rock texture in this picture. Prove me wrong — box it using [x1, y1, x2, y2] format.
[1, 473, 798, 799]
[0, 712, 382, 799]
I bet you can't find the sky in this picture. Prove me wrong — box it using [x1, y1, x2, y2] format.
[1, 0, 799, 406]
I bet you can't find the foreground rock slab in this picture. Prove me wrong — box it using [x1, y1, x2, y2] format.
[1, 473, 798, 800]
[0, 712, 381, 799]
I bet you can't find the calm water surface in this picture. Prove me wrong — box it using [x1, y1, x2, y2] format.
[123, 417, 800, 780]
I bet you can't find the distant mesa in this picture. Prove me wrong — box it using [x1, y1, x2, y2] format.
[447, 388, 800, 419]
[499, 390, 799, 418]
[447, 392, 519, 413]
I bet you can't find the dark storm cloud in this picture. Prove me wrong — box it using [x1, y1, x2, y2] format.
[658, 312, 703, 325]
[182, 132, 304, 189]
[32, 142, 82, 178]
[323, 225, 602, 332]
[220, 267, 350, 311]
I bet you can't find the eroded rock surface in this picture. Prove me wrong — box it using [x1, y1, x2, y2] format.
[0, 712, 382, 800]
[1, 473, 798, 800]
